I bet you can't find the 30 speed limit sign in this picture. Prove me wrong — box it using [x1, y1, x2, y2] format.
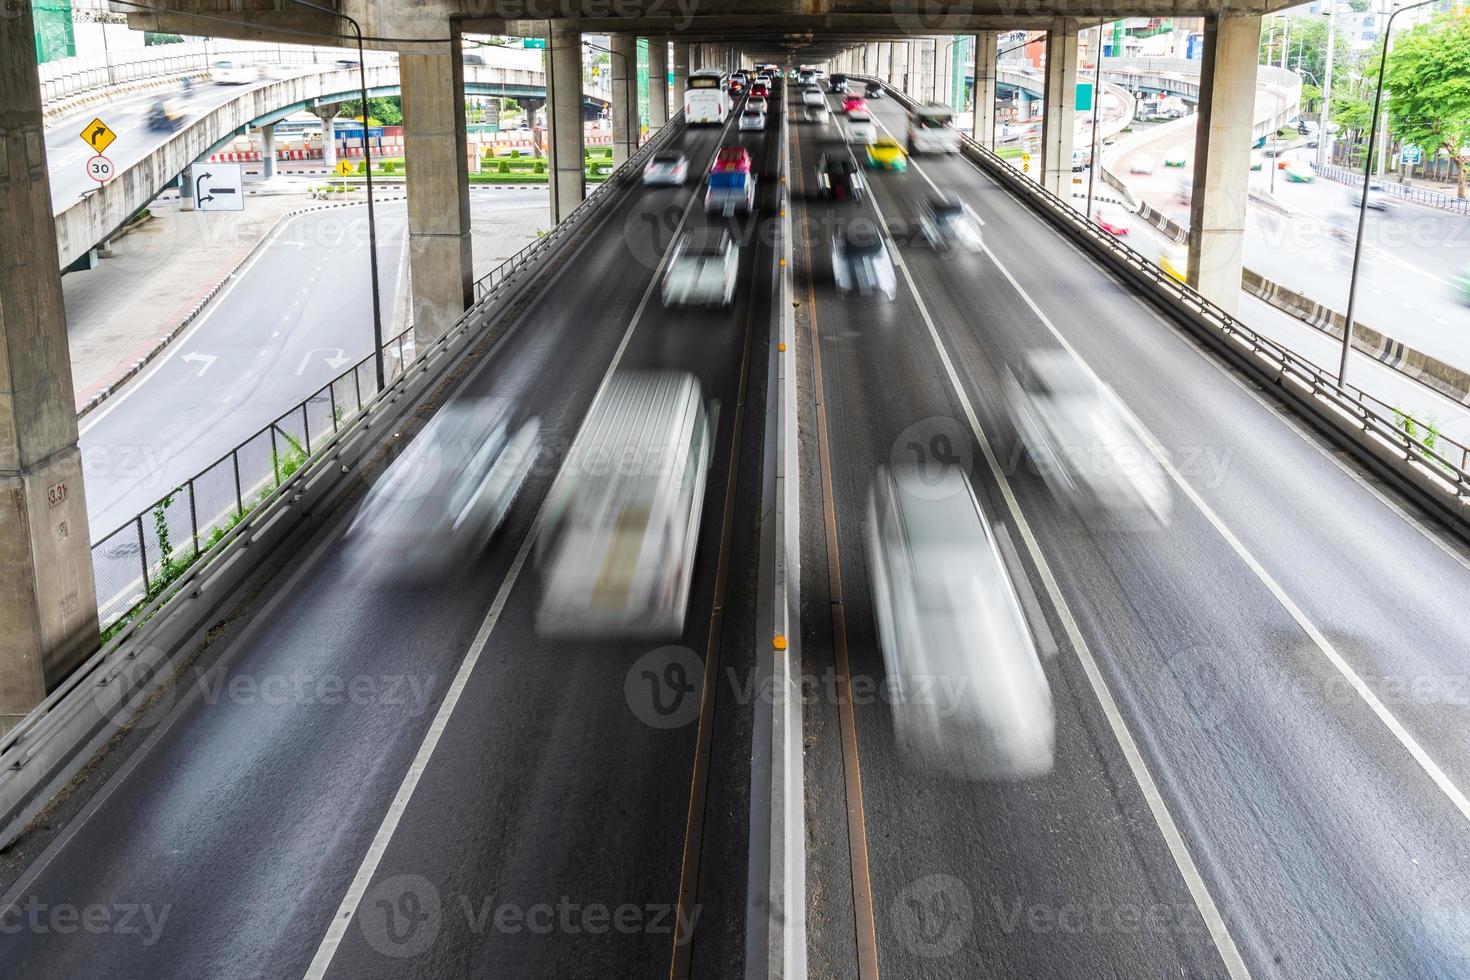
[86, 155, 115, 183]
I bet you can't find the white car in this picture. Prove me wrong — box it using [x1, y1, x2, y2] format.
[831, 228, 896, 301]
[918, 194, 983, 251]
[746, 96, 768, 114]
[866, 465, 1055, 781]
[1004, 350, 1172, 524]
[844, 111, 877, 145]
[643, 151, 689, 187]
[211, 59, 254, 84]
[801, 87, 825, 108]
[739, 108, 766, 131]
[803, 102, 830, 125]
[1129, 154, 1156, 175]
[661, 231, 740, 307]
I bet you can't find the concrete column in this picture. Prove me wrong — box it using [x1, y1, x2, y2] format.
[1040, 19, 1078, 197]
[647, 37, 669, 128]
[610, 34, 638, 165]
[401, 44, 473, 343]
[1186, 14, 1261, 314]
[973, 32, 998, 148]
[892, 40, 909, 92]
[867, 42, 879, 74]
[671, 41, 689, 116]
[546, 23, 585, 224]
[260, 123, 276, 178]
[0, 2, 100, 729]
[312, 103, 338, 173]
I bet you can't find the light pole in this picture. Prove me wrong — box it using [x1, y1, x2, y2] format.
[287, 0, 385, 390]
[585, 39, 637, 153]
[1338, 0, 1437, 389]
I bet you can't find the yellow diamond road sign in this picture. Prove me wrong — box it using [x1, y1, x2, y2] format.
[335, 159, 354, 177]
[80, 117, 116, 153]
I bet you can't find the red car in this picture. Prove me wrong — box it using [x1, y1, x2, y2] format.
[751, 82, 769, 98]
[1093, 210, 1130, 236]
[842, 95, 867, 114]
[712, 146, 753, 174]
[728, 79, 745, 96]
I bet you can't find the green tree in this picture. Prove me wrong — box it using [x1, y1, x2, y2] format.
[1383, 11, 1470, 197]
[340, 96, 403, 126]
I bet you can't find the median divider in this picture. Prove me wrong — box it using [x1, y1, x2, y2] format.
[0, 116, 688, 850]
[745, 96, 806, 980]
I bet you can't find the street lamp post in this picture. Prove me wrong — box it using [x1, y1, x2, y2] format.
[1085, 20, 1106, 222]
[1338, 0, 1437, 389]
[585, 39, 638, 155]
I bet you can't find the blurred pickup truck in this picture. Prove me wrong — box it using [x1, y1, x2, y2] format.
[704, 169, 756, 216]
[662, 231, 740, 307]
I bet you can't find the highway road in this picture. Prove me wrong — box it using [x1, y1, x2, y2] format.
[1110, 121, 1470, 370]
[44, 57, 397, 212]
[0, 106, 780, 977]
[797, 84, 1470, 979]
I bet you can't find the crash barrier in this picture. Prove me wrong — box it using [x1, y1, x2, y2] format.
[0, 113, 690, 849]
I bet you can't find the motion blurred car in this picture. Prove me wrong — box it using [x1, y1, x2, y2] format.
[705, 168, 756, 216]
[829, 73, 849, 93]
[1160, 243, 1187, 282]
[750, 81, 770, 98]
[918, 194, 982, 251]
[1347, 181, 1394, 211]
[662, 231, 740, 307]
[643, 151, 689, 186]
[817, 151, 866, 202]
[831, 228, 897, 300]
[739, 108, 767, 131]
[1004, 350, 1172, 524]
[1128, 154, 1155, 175]
[536, 371, 710, 639]
[1164, 153, 1187, 168]
[845, 111, 877, 145]
[1284, 162, 1314, 183]
[865, 137, 908, 171]
[1457, 265, 1470, 306]
[712, 146, 753, 173]
[865, 81, 885, 99]
[865, 464, 1055, 781]
[146, 96, 185, 132]
[728, 78, 745, 96]
[210, 59, 253, 84]
[746, 96, 768, 114]
[842, 95, 868, 115]
[803, 102, 830, 126]
[1092, 209, 1130, 237]
[345, 399, 540, 578]
[801, 87, 826, 108]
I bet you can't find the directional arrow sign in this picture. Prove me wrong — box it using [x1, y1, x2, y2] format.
[189, 162, 245, 212]
[79, 117, 117, 153]
[181, 352, 217, 376]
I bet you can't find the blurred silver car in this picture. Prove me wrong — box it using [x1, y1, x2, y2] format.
[739, 108, 767, 131]
[918, 194, 983, 252]
[345, 399, 540, 577]
[831, 228, 897, 300]
[865, 464, 1055, 781]
[536, 371, 710, 639]
[1005, 350, 1172, 524]
[643, 151, 689, 187]
[662, 230, 740, 307]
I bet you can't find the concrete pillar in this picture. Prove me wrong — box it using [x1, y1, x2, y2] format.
[0, 2, 100, 730]
[260, 123, 276, 178]
[400, 45, 473, 343]
[1040, 20, 1078, 197]
[867, 42, 879, 74]
[973, 32, 998, 147]
[647, 37, 669, 128]
[892, 40, 909, 92]
[312, 103, 338, 173]
[671, 41, 689, 116]
[610, 34, 638, 165]
[1186, 14, 1261, 314]
[547, 23, 585, 224]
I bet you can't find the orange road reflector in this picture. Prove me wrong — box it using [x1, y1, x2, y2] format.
[778, 342, 787, 352]
[773, 635, 788, 651]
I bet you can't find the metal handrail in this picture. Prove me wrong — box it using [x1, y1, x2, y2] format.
[1313, 161, 1470, 217]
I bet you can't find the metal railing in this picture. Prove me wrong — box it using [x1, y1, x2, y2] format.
[1314, 162, 1470, 216]
[89, 327, 415, 634]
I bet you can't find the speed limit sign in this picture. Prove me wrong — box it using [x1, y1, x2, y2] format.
[86, 155, 115, 183]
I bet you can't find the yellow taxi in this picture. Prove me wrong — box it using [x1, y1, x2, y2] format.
[1159, 243, 1187, 283]
[865, 136, 908, 171]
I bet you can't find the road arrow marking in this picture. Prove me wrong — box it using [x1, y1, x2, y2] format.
[181, 352, 217, 376]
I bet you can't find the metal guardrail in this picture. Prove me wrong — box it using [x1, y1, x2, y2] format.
[858, 75, 1470, 518]
[1314, 162, 1470, 217]
[89, 327, 416, 635]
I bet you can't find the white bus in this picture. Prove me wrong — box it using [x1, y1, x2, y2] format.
[684, 69, 731, 126]
[908, 103, 961, 154]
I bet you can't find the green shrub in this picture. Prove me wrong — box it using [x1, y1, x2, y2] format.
[357, 160, 368, 175]
[510, 148, 521, 158]
[498, 160, 510, 173]
[533, 161, 545, 174]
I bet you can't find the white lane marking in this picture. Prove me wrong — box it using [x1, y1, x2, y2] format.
[972, 219, 1470, 829]
[860, 178, 1253, 980]
[78, 200, 403, 435]
[304, 119, 737, 979]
